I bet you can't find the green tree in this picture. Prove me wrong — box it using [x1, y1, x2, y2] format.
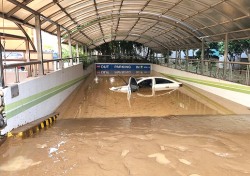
[95, 41, 154, 60]
[217, 40, 250, 61]
[195, 42, 219, 59]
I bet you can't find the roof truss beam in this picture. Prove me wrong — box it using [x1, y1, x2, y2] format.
[7, 0, 68, 32]
[7, 0, 33, 17]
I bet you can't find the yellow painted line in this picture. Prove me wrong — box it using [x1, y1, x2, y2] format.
[45, 120, 49, 126]
[7, 132, 13, 138]
[40, 122, 45, 129]
[35, 126, 39, 132]
[17, 132, 23, 138]
[49, 117, 53, 124]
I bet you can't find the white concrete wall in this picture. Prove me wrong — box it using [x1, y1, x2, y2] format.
[153, 64, 243, 84]
[1, 64, 94, 134]
[153, 64, 250, 108]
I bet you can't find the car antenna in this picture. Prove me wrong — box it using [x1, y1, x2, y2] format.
[118, 75, 128, 85]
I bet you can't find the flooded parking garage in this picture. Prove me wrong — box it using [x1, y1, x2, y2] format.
[1, 72, 250, 176]
[1, 0, 250, 175]
[57, 72, 249, 119]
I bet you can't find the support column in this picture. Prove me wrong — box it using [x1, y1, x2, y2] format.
[0, 38, 4, 88]
[81, 45, 85, 63]
[85, 45, 87, 55]
[248, 48, 250, 62]
[25, 40, 32, 77]
[166, 49, 169, 66]
[175, 49, 178, 69]
[82, 45, 85, 56]
[57, 25, 63, 69]
[68, 33, 73, 65]
[76, 42, 79, 64]
[35, 15, 44, 75]
[185, 48, 189, 71]
[223, 33, 228, 79]
[201, 38, 204, 75]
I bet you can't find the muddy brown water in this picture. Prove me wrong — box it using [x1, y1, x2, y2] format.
[1, 73, 250, 176]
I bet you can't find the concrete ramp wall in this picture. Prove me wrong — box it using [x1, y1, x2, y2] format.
[153, 64, 250, 108]
[1, 64, 94, 135]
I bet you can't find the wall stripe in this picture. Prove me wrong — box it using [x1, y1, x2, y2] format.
[5, 74, 89, 119]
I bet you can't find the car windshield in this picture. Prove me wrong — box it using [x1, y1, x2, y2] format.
[130, 77, 137, 85]
[129, 77, 139, 92]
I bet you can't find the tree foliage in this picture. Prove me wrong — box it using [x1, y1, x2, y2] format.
[62, 44, 86, 58]
[228, 40, 250, 57]
[196, 42, 219, 59]
[196, 40, 250, 60]
[94, 41, 155, 60]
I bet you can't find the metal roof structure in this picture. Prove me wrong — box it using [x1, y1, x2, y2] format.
[1, 0, 250, 52]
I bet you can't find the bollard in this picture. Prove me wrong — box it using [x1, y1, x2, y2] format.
[34, 64, 37, 77]
[47, 62, 50, 73]
[15, 67, 20, 83]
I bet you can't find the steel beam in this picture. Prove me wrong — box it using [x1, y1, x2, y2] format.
[24, 2, 55, 24]
[7, 0, 33, 17]
[0, 32, 26, 40]
[54, 1, 93, 45]
[7, 0, 68, 32]
[15, 23, 36, 51]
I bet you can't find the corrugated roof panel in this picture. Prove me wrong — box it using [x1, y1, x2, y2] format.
[41, 21, 52, 30]
[59, 0, 83, 8]
[221, 22, 242, 32]
[126, 36, 139, 41]
[41, 5, 61, 17]
[164, 11, 187, 20]
[214, 2, 246, 19]
[49, 12, 68, 23]
[0, 0, 249, 51]
[235, 18, 250, 29]
[137, 38, 151, 43]
[115, 36, 126, 40]
[12, 9, 32, 20]
[26, 0, 50, 11]
[1, 1, 16, 13]
[193, 15, 217, 27]
[172, 6, 197, 17]
[229, 0, 250, 13]
[203, 9, 230, 23]
[186, 19, 205, 29]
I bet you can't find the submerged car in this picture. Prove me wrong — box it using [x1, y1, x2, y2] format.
[110, 76, 182, 93]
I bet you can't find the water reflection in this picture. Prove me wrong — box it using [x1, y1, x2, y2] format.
[59, 76, 231, 119]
